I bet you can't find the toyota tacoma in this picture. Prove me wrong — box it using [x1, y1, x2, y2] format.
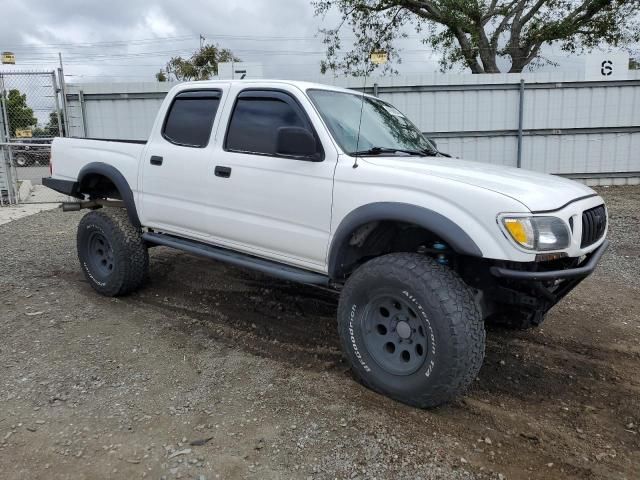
[43, 80, 608, 408]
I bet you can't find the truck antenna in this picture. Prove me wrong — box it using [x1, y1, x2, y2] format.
[352, 63, 368, 170]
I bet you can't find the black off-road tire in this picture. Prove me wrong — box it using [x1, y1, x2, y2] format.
[337, 253, 485, 408]
[77, 208, 148, 297]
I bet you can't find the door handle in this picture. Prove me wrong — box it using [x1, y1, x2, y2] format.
[214, 166, 232, 178]
[150, 155, 163, 166]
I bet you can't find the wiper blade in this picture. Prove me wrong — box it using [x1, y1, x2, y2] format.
[351, 147, 425, 156]
[419, 148, 440, 157]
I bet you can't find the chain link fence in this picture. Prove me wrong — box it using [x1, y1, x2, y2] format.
[0, 71, 71, 205]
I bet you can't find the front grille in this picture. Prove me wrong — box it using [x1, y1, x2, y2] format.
[581, 204, 607, 248]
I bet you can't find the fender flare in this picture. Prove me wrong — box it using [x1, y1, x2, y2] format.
[328, 202, 483, 278]
[78, 162, 141, 228]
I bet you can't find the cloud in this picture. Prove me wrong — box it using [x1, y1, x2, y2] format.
[0, 0, 440, 82]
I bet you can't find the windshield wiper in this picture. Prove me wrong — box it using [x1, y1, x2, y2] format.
[419, 147, 441, 157]
[351, 147, 426, 156]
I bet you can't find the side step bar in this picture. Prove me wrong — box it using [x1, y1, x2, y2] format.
[142, 232, 330, 286]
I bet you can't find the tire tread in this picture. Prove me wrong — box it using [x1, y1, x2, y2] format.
[338, 253, 485, 408]
[77, 208, 148, 296]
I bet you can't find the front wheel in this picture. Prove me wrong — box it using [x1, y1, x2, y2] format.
[337, 253, 485, 408]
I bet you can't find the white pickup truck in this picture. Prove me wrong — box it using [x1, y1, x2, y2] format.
[43, 79, 608, 408]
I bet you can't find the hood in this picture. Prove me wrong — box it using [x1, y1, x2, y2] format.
[366, 156, 596, 212]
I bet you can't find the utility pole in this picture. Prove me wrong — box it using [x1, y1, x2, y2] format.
[199, 34, 205, 49]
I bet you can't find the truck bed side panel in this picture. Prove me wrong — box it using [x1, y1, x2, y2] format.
[51, 137, 145, 195]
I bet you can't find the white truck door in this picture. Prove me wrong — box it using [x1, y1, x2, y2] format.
[205, 87, 337, 272]
[140, 89, 225, 238]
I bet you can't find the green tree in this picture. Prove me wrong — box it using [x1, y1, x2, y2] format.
[5, 89, 37, 136]
[44, 110, 65, 137]
[314, 0, 640, 75]
[165, 43, 240, 81]
[155, 69, 168, 82]
[31, 111, 65, 137]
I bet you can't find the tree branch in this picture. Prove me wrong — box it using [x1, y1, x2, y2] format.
[489, 0, 523, 49]
[519, 0, 547, 25]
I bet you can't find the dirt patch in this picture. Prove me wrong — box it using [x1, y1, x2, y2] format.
[0, 186, 638, 479]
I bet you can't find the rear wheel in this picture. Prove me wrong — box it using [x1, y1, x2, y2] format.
[337, 253, 485, 408]
[14, 154, 29, 167]
[77, 208, 148, 296]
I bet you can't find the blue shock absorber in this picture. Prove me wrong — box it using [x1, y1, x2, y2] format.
[433, 242, 448, 265]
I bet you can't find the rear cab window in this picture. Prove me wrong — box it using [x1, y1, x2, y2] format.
[162, 90, 222, 148]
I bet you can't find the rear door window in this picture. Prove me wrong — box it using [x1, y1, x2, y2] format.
[163, 90, 221, 148]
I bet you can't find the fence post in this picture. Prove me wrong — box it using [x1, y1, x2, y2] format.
[0, 73, 18, 204]
[0, 73, 5, 206]
[58, 53, 70, 136]
[516, 78, 525, 168]
[52, 72, 64, 137]
[373, 83, 379, 97]
[79, 90, 88, 137]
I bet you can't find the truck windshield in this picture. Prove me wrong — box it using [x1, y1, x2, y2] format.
[307, 89, 437, 156]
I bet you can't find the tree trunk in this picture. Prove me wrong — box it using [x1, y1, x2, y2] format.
[451, 27, 486, 74]
[476, 25, 501, 73]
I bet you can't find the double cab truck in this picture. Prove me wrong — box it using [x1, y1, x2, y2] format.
[43, 80, 608, 408]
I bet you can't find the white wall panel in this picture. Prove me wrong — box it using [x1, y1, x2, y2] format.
[65, 72, 640, 180]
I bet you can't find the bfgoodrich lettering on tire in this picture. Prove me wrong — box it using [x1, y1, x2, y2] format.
[77, 208, 149, 297]
[337, 253, 485, 408]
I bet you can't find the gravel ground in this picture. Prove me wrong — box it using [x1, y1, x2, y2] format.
[0, 186, 638, 480]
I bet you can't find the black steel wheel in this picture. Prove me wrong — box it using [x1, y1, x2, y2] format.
[77, 208, 148, 296]
[337, 253, 485, 408]
[86, 231, 115, 280]
[362, 293, 429, 376]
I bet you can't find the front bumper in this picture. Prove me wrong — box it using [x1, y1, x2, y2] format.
[478, 240, 609, 320]
[490, 240, 609, 281]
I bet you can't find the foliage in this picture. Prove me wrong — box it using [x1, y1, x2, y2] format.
[165, 44, 240, 81]
[31, 111, 65, 137]
[45, 110, 65, 136]
[155, 69, 168, 82]
[5, 89, 37, 136]
[313, 0, 640, 74]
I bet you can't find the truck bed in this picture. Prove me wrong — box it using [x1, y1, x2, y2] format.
[50, 137, 145, 189]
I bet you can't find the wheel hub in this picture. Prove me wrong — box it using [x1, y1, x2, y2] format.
[87, 231, 114, 278]
[362, 294, 429, 376]
[396, 320, 412, 339]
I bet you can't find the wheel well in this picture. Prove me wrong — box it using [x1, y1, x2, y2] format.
[78, 173, 122, 200]
[330, 220, 459, 279]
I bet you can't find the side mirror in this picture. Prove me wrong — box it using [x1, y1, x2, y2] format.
[276, 127, 321, 161]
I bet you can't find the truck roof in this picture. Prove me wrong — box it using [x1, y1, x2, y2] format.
[175, 79, 368, 96]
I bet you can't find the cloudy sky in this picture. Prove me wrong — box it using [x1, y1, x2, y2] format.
[0, 0, 612, 84]
[0, 0, 447, 82]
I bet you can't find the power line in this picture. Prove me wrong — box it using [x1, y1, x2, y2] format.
[14, 47, 441, 63]
[4, 31, 442, 52]
[3, 34, 198, 49]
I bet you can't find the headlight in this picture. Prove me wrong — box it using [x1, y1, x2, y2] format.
[501, 216, 570, 251]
